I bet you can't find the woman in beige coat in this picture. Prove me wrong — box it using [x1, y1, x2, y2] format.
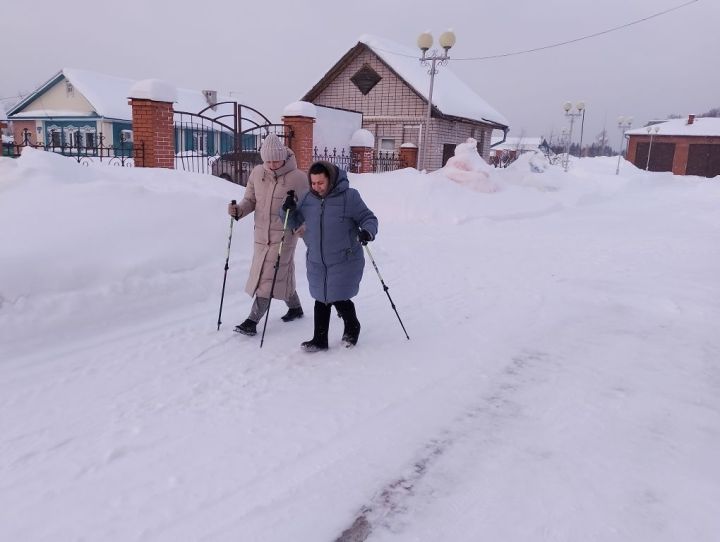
[227, 134, 308, 336]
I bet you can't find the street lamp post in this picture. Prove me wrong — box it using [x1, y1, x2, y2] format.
[645, 125, 660, 171]
[615, 116, 633, 175]
[562, 101, 585, 172]
[417, 30, 456, 171]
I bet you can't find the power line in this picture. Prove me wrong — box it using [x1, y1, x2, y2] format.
[455, 0, 699, 60]
[372, 0, 699, 61]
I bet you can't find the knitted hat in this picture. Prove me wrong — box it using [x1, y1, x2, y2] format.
[260, 134, 288, 162]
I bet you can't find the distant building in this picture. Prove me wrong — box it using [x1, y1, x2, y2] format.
[489, 135, 542, 166]
[302, 35, 509, 170]
[0, 103, 8, 138]
[7, 68, 230, 154]
[625, 115, 720, 178]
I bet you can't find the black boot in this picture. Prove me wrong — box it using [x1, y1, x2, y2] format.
[281, 307, 304, 322]
[335, 300, 361, 347]
[301, 301, 331, 352]
[234, 319, 257, 336]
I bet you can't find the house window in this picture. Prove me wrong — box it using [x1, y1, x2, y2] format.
[66, 81, 74, 97]
[193, 133, 207, 152]
[85, 132, 95, 147]
[120, 130, 134, 143]
[71, 130, 82, 147]
[379, 138, 395, 152]
[49, 129, 61, 146]
[350, 64, 382, 95]
[63, 125, 76, 146]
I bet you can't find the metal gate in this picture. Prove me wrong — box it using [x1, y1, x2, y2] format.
[174, 102, 292, 186]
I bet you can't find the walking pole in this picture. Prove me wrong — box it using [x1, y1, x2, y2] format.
[260, 191, 294, 348]
[363, 242, 410, 340]
[217, 199, 236, 330]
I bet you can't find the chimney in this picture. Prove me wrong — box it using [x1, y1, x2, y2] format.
[687, 114, 695, 125]
[202, 90, 218, 110]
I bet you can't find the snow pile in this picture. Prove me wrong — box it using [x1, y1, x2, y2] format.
[437, 137, 498, 193]
[0, 148, 240, 348]
[1, 147, 720, 542]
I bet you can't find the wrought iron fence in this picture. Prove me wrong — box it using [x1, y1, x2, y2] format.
[311, 147, 408, 173]
[373, 150, 407, 173]
[312, 146, 359, 173]
[2, 128, 142, 167]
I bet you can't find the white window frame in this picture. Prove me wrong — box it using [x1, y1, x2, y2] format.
[193, 132, 207, 152]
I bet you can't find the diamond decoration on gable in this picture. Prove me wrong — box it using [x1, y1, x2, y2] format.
[350, 65, 382, 95]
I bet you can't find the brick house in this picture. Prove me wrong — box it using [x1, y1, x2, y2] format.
[625, 115, 720, 178]
[302, 34, 509, 171]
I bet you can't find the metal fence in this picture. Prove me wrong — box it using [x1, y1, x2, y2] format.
[373, 150, 407, 172]
[2, 129, 142, 167]
[312, 147, 359, 173]
[312, 147, 407, 173]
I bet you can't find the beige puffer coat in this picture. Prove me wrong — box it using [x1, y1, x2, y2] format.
[234, 151, 308, 300]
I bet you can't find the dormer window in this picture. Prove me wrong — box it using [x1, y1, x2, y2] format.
[350, 65, 381, 95]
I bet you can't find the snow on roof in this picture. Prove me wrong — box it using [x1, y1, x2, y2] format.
[12, 109, 100, 119]
[491, 136, 542, 151]
[13, 68, 235, 121]
[359, 35, 508, 127]
[129, 79, 178, 103]
[625, 117, 720, 137]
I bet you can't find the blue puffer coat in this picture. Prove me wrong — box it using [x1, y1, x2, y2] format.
[288, 164, 378, 303]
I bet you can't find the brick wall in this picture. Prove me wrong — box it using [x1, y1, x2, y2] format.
[314, 49, 427, 117]
[130, 99, 174, 168]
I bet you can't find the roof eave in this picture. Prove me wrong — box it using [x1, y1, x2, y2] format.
[7, 70, 65, 116]
[436, 111, 508, 130]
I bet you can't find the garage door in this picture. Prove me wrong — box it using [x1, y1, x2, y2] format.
[686, 144, 720, 178]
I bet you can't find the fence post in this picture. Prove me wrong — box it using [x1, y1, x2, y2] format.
[282, 101, 316, 172]
[128, 79, 177, 169]
[349, 129, 375, 173]
[399, 143, 418, 169]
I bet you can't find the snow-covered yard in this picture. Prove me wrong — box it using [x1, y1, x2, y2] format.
[1, 149, 718, 541]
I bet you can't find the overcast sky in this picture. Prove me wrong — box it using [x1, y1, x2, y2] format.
[3, 0, 717, 148]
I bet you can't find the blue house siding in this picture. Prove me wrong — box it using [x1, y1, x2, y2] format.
[112, 122, 133, 156]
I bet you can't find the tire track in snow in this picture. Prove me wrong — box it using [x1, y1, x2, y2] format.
[334, 350, 554, 542]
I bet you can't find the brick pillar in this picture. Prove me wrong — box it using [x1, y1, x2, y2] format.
[282, 115, 315, 172]
[399, 144, 418, 168]
[672, 141, 689, 175]
[129, 98, 174, 168]
[351, 146, 374, 173]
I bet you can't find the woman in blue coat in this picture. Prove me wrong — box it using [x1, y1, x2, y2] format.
[283, 161, 378, 352]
